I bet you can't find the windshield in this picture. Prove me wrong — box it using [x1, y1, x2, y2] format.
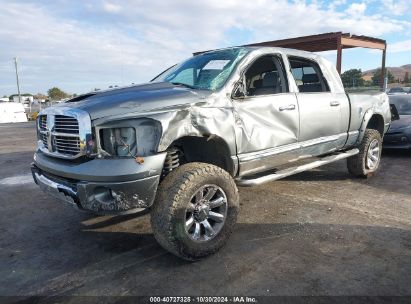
[152, 48, 249, 91]
[390, 96, 411, 115]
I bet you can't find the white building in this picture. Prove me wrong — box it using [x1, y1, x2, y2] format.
[13, 95, 34, 104]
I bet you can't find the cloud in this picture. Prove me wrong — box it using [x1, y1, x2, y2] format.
[389, 40, 411, 53]
[346, 2, 367, 15]
[102, 1, 122, 13]
[328, 0, 347, 10]
[381, 0, 410, 16]
[0, 2, 189, 94]
[0, 0, 410, 95]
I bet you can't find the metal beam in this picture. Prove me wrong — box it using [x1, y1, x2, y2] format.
[336, 35, 342, 74]
[341, 37, 386, 50]
[381, 47, 387, 90]
[244, 32, 342, 48]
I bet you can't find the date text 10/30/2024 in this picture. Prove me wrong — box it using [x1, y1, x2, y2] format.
[149, 296, 257, 303]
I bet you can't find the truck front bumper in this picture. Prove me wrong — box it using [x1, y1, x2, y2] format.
[31, 151, 167, 215]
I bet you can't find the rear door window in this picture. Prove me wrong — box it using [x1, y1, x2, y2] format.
[289, 57, 330, 93]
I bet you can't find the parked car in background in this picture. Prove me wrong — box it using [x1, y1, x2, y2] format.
[384, 95, 411, 149]
[387, 87, 407, 95]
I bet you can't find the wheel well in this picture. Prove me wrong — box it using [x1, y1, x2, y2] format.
[165, 135, 235, 176]
[366, 114, 384, 137]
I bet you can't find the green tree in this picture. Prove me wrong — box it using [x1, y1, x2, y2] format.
[371, 68, 394, 86]
[404, 72, 409, 84]
[47, 87, 68, 101]
[341, 69, 364, 88]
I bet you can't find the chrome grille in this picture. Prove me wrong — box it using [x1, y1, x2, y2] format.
[54, 115, 79, 134]
[39, 115, 47, 130]
[55, 135, 80, 155]
[53, 115, 81, 156]
[40, 133, 48, 149]
[36, 108, 91, 159]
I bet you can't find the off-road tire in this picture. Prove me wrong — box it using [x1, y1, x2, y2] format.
[347, 129, 382, 178]
[151, 162, 239, 261]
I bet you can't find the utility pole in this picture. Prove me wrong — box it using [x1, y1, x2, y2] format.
[14, 57, 22, 104]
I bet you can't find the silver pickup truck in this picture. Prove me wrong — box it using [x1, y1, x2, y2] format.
[32, 47, 391, 260]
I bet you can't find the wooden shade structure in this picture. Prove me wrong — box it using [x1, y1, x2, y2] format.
[195, 32, 387, 88]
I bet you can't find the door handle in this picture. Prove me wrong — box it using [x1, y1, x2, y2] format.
[279, 104, 296, 111]
[330, 101, 340, 106]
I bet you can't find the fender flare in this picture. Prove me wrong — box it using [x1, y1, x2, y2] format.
[356, 108, 381, 144]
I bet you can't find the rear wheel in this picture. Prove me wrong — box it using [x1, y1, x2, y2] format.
[151, 162, 239, 260]
[347, 129, 382, 177]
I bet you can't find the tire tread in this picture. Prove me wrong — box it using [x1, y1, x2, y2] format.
[347, 129, 382, 177]
[151, 162, 239, 260]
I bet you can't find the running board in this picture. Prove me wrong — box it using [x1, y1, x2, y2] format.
[235, 148, 359, 187]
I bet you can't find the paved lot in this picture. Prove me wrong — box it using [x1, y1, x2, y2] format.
[0, 122, 410, 298]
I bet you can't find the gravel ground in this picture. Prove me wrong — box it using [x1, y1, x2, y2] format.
[0, 122, 410, 301]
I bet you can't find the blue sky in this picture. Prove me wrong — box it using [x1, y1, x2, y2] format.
[1, 0, 410, 96]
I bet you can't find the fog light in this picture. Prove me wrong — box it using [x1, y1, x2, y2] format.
[93, 187, 112, 204]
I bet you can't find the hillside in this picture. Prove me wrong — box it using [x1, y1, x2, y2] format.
[362, 64, 411, 81]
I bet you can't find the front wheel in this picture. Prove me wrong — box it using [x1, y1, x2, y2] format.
[347, 129, 382, 177]
[151, 162, 239, 260]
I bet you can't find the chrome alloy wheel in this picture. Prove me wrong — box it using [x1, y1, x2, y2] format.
[184, 184, 228, 242]
[366, 138, 380, 170]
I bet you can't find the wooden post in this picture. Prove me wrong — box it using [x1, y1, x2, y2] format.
[380, 46, 386, 90]
[336, 35, 342, 74]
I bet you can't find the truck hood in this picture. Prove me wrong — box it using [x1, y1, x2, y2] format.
[59, 82, 210, 120]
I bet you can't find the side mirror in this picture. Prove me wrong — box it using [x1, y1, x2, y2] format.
[390, 104, 400, 121]
[232, 81, 247, 99]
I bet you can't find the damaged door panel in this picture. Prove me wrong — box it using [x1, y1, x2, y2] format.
[233, 93, 299, 176]
[231, 53, 299, 176]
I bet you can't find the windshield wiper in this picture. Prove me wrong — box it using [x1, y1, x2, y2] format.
[170, 82, 196, 89]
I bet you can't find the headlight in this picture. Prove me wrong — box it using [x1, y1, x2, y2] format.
[95, 118, 162, 158]
[99, 127, 137, 157]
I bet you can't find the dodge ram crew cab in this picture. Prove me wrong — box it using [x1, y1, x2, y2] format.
[32, 47, 391, 260]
